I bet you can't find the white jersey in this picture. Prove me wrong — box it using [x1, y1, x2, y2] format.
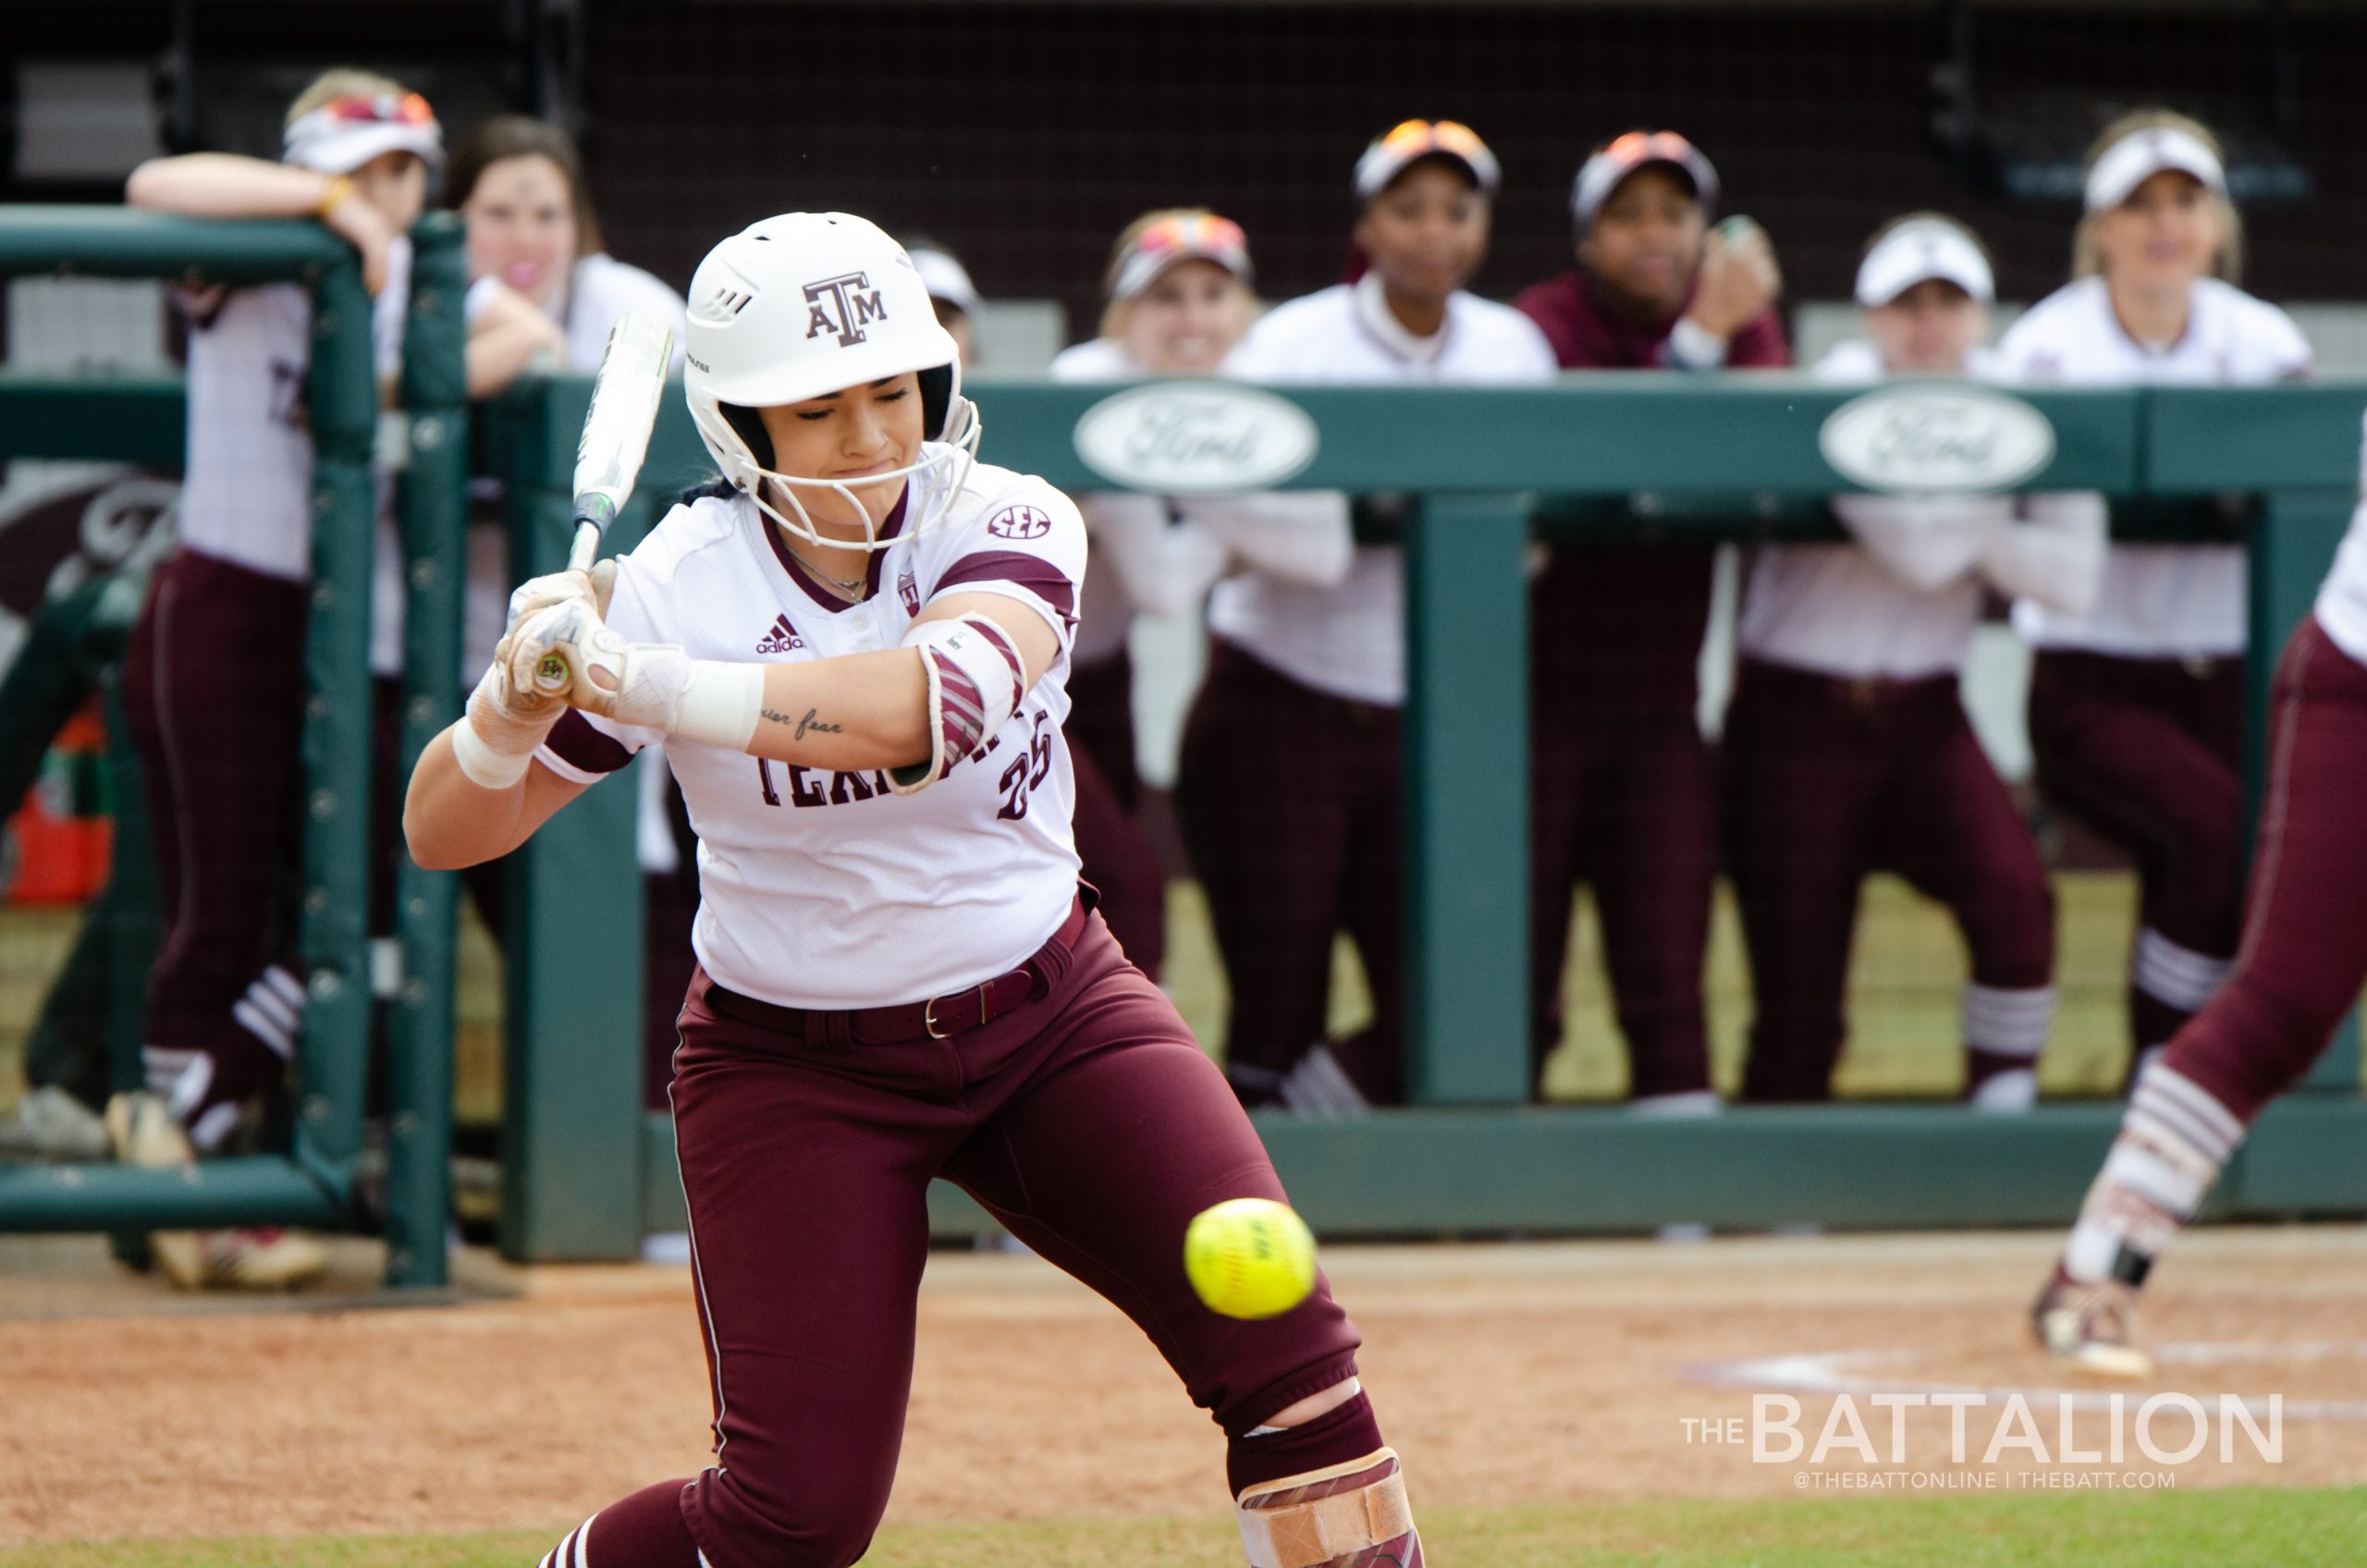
[1049, 338, 1213, 665]
[1738, 340, 2105, 680]
[1998, 276, 2314, 658]
[1207, 273, 1557, 704]
[177, 237, 413, 675]
[2312, 411, 2367, 668]
[534, 453, 1086, 1010]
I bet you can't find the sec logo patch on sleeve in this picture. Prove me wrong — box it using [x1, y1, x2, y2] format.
[987, 503, 1053, 540]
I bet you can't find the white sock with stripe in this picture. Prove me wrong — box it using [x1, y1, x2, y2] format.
[1963, 983, 2054, 1112]
[2063, 1062, 2243, 1286]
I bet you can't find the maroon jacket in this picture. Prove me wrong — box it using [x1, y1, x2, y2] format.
[1515, 270, 1790, 718]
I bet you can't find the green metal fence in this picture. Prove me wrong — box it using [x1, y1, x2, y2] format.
[0, 208, 466, 1288]
[5, 226, 2363, 1273]
[479, 374, 2367, 1256]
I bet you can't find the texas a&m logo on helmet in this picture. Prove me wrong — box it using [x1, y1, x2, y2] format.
[804, 272, 888, 347]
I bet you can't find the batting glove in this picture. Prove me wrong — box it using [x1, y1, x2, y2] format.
[507, 601, 762, 753]
[505, 559, 617, 627]
[450, 647, 564, 790]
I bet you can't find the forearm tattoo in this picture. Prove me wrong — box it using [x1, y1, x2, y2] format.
[762, 705, 844, 741]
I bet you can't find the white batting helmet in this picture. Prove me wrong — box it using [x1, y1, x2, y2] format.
[683, 212, 982, 551]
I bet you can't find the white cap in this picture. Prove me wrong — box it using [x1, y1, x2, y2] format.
[282, 90, 443, 175]
[909, 246, 980, 316]
[1855, 217, 1993, 307]
[2084, 126, 2226, 214]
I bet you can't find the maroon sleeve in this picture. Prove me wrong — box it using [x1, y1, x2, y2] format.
[1512, 276, 1579, 370]
[544, 709, 635, 776]
[1727, 308, 1793, 369]
[934, 550, 1077, 627]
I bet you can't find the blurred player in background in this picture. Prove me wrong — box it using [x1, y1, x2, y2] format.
[110, 68, 464, 1289]
[1998, 111, 2313, 1095]
[2036, 408, 2367, 1376]
[1049, 210, 1351, 978]
[1724, 215, 2103, 1107]
[1180, 119, 1555, 1111]
[446, 114, 693, 1109]
[904, 237, 981, 365]
[1513, 129, 1787, 1108]
[404, 209, 1426, 1568]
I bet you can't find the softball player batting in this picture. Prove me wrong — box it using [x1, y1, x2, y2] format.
[2034, 408, 2367, 1376]
[1997, 111, 2315, 1088]
[404, 213, 1423, 1568]
[1725, 214, 2103, 1108]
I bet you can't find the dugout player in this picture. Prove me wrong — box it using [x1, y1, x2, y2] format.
[1177, 121, 1556, 1112]
[1997, 111, 2314, 1091]
[1513, 130, 1788, 1109]
[1725, 215, 2104, 1108]
[404, 211, 1426, 1568]
[1049, 210, 1352, 979]
[446, 115, 695, 1108]
[111, 69, 463, 1289]
[2034, 408, 2367, 1376]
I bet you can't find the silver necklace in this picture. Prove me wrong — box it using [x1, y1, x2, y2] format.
[780, 535, 867, 596]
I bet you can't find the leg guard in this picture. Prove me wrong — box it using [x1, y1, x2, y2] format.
[1236, 1448, 1421, 1568]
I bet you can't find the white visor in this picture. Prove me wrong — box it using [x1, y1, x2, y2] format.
[1856, 219, 1993, 307]
[2084, 127, 2226, 214]
[911, 249, 981, 316]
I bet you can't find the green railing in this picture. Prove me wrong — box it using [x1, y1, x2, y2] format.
[0, 208, 467, 1287]
[6, 227, 2363, 1270]
[479, 374, 2367, 1255]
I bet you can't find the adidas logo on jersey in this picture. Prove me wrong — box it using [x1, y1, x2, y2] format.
[755, 614, 805, 655]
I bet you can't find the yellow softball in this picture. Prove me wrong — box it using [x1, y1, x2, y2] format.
[1184, 1198, 1318, 1319]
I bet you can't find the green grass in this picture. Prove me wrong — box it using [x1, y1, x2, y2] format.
[12, 1489, 2367, 1567]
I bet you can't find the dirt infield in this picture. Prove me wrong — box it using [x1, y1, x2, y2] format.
[5, 1226, 2367, 1544]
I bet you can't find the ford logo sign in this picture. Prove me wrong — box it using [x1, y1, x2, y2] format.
[1073, 382, 1320, 496]
[1818, 384, 2056, 496]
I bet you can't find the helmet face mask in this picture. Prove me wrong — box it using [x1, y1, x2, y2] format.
[684, 213, 984, 553]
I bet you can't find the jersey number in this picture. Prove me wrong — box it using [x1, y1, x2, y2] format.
[996, 711, 1054, 821]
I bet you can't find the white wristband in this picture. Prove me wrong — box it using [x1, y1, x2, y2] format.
[669, 660, 766, 753]
[1666, 315, 1731, 370]
[451, 717, 534, 790]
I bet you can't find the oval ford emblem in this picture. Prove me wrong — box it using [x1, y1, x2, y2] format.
[1818, 384, 2055, 496]
[1073, 382, 1319, 496]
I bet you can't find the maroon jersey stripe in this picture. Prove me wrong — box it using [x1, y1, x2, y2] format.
[935, 551, 1076, 624]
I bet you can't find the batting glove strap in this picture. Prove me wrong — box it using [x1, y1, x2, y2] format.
[453, 660, 560, 790]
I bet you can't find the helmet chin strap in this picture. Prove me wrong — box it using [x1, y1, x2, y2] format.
[744, 396, 982, 555]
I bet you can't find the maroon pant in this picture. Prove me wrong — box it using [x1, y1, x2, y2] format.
[1175, 640, 1405, 1103]
[2028, 649, 2244, 1057]
[1723, 660, 2055, 1103]
[120, 550, 309, 1102]
[1527, 548, 1717, 1100]
[1527, 708, 1716, 1099]
[656, 904, 1360, 1568]
[2161, 617, 2367, 1124]
[1066, 649, 1166, 979]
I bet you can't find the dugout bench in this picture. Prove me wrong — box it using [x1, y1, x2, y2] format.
[2, 204, 2364, 1284]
